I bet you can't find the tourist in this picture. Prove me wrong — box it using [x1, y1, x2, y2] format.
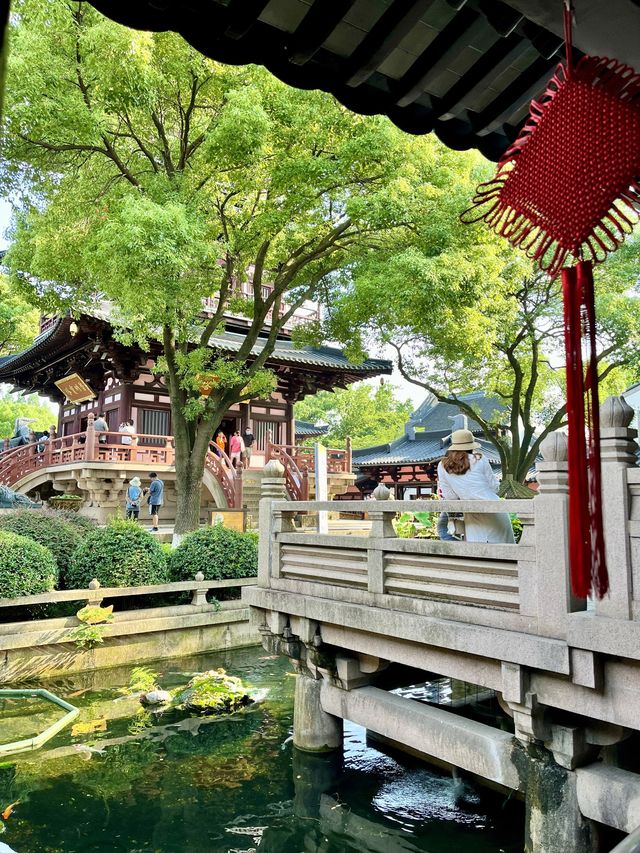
[436, 429, 514, 543]
[94, 412, 109, 444]
[215, 430, 227, 456]
[145, 472, 164, 532]
[229, 430, 244, 468]
[125, 476, 142, 521]
[243, 426, 254, 469]
[36, 429, 50, 454]
[437, 512, 457, 541]
[119, 419, 136, 445]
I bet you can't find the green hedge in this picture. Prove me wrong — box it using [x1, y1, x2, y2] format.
[169, 525, 258, 582]
[0, 510, 81, 579]
[43, 508, 98, 534]
[66, 518, 169, 589]
[0, 531, 59, 596]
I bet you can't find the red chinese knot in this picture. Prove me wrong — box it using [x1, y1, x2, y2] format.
[463, 56, 640, 275]
[461, 17, 640, 600]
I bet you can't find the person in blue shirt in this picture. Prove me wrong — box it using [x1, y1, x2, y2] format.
[125, 476, 142, 521]
[145, 472, 164, 532]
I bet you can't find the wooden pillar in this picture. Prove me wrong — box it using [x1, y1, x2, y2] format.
[345, 435, 352, 473]
[85, 412, 97, 461]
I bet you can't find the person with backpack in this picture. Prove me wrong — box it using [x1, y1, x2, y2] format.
[125, 476, 142, 521]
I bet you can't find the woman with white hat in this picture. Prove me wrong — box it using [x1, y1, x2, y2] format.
[125, 476, 143, 521]
[437, 429, 514, 544]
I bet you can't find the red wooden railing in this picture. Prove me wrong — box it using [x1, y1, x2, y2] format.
[264, 433, 352, 501]
[205, 444, 243, 509]
[0, 419, 243, 509]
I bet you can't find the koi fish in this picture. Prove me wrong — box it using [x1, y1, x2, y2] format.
[1, 802, 19, 821]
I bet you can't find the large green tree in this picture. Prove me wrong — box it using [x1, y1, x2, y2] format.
[326, 244, 640, 487]
[2, 0, 497, 532]
[0, 274, 39, 356]
[0, 391, 56, 439]
[295, 383, 413, 449]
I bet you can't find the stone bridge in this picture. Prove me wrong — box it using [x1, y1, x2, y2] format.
[245, 396, 640, 853]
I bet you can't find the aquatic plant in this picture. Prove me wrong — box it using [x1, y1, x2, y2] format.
[127, 666, 160, 695]
[69, 604, 114, 649]
[178, 668, 253, 715]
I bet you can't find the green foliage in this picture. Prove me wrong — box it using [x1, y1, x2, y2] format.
[66, 518, 169, 589]
[295, 382, 413, 449]
[0, 389, 55, 439]
[394, 511, 438, 539]
[178, 668, 251, 715]
[42, 508, 97, 534]
[127, 666, 160, 694]
[76, 604, 114, 624]
[1, 0, 493, 532]
[68, 623, 108, 649]
[69, 603, 114, 648]
[169, 524, 257, 581]
[0, 275, 39, 358]
[0, 530, 58, 596]
[0, 509, 81, 578]
[327, 244, 640, 483]
[510, 514, 523, 544]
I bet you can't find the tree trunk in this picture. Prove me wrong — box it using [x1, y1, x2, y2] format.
[173, 452, 206, 537]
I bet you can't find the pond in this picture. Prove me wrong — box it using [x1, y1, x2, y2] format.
[0, 647, 523, 852]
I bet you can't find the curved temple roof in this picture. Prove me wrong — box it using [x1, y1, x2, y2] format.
[87, 0, 640, 161]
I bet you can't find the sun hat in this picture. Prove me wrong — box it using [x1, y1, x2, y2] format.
[448, 429, 481, 452]
[130, 476, 142, 487]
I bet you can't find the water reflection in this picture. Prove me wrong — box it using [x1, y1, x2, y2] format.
[0, 648, 522, 852]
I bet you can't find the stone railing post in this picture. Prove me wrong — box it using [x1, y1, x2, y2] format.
[533, 431, 584, 636]
[85, 413, 97, 461]
[258, 459, 289, 586]
[597, 395, 637, 619]
[367, 483, 395, 594]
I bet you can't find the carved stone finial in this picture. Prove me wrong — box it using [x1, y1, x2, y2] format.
[194, 571, 205, 582]
[600, 395, 634, 429]
[88, 578, 101, 590]
[372, 484, 391, 501]
[540, 431, 568, 462]
[263, 459, 285, 477]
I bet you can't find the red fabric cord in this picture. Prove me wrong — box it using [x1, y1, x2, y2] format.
[562, 262, 608, 599]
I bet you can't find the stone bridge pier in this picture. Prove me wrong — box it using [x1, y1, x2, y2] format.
[247, 397, 640, 853]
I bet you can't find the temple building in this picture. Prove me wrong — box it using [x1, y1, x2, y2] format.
[352, 391, 504, 499]
[0, 305, 390, 522]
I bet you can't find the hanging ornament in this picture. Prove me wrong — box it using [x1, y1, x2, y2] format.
[462, 2, 640, 599]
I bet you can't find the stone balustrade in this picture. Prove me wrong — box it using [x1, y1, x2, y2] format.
[245, 396, 640, 851]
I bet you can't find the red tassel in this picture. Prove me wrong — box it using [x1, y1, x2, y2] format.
[561, 261, 609, 599]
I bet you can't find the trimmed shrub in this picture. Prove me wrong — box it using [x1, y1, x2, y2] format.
[0, 531, 59, 596]
[169, 524, 258, 582]
[43, 508, 98, 534]
[66, 518, 169, 589]
[0, 510, 81, 579]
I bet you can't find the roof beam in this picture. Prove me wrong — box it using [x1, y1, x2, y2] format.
[346, 0, 438, 88]
[288, 0, 357, 66]
[393, 5, 480, 107]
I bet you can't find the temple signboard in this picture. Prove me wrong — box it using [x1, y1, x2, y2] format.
[54, 373, 96, 404]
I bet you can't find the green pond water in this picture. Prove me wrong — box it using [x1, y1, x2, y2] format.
[0, 647, 523, 852]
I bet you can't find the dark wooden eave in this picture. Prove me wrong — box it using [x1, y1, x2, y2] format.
[86, 0, 640, 162]
[0, 316, 391, 403]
